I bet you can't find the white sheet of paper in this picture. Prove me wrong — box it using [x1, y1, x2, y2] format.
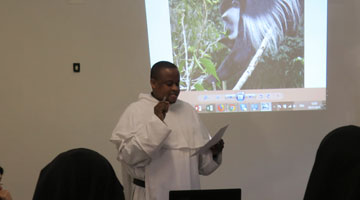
[191, 124, 229, 157]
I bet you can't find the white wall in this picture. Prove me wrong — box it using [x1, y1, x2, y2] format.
[0, 0, 359, 200]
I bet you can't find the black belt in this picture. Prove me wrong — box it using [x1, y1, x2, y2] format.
[133, 178, 145, 188]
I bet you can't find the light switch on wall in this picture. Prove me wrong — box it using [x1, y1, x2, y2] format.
[73, 63, 80, 73]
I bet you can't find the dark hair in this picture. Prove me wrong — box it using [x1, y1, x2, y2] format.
[0, 166, 3, 175]
[33, 148, 125, 200]
[150, 61, 178, 80]
[304, 125, 360, 200]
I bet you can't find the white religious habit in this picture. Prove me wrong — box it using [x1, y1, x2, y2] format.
[110, 93, 222, 200]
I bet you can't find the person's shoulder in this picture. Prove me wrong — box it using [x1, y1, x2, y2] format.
[122, 93, 154, 113]
[123, 100, 143, 114]
[176, 99, 192, 108]
[126, 99, 142, 109]
[173, 99, 197, 113]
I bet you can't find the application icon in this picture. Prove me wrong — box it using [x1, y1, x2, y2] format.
[251, 103, 259, 111]
[236, 92, 245, 101]
[195, 105, 202, 112]
[228, 104, 237, 112]
[261, 102, 272, 111]
[240, 104, 248, 111]
[206, 104, 215, 112]
[217, 104, 226, 112]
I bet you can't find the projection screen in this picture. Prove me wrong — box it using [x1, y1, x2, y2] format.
[145, 0, 327, 113]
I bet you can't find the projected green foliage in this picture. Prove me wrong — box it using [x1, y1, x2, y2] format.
[169, 0, 226, 91]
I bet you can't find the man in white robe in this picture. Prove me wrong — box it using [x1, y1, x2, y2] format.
[110, 61, 224, 200]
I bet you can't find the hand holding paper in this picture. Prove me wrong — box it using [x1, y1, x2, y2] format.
[210, 139, 224, 157]
[191, 124, 229, 157]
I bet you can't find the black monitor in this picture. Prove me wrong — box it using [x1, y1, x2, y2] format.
[169, 188, 241, 200]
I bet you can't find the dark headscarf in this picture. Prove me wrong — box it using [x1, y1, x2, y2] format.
[33, 148, 125, 200]
[304, 125, 360, 200]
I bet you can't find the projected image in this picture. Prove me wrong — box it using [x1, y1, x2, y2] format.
[145, 0, 327, 113]
[170, 0, 304, 91]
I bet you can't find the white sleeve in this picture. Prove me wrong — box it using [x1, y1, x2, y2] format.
[198, 150, 222, 176]
[110, 106, 171, 168]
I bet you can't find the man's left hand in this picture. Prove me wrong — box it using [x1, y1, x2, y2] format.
[210, 139, 224, 157]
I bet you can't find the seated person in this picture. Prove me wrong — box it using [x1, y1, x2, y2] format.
[0, 166, 13, 200]
[304, 125, 360, 200]
[32, 148, 125, 200]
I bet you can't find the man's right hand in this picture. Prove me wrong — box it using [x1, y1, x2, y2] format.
[154, 99, 169, 121]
